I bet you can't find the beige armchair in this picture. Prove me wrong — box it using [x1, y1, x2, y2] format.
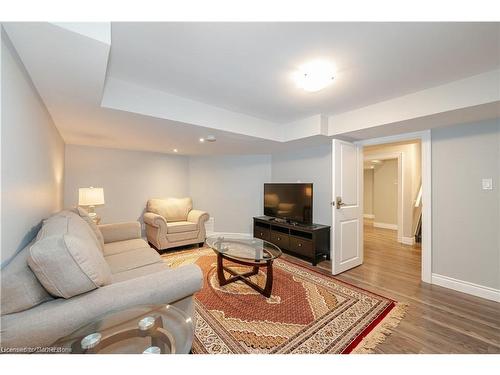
[144, 197, 209, 251]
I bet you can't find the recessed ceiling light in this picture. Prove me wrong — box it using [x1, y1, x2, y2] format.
[293, 59, 335, 92]
[173, 149, 178, 153]
[199, 138, 205, 143]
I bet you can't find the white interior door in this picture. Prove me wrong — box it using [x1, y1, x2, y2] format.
[331, 139, 363, 275]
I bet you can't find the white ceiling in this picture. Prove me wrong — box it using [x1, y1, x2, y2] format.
[109, 22, 500, 123]
[3, 22, 500, 155]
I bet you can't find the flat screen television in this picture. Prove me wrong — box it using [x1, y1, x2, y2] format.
[264, 183, 313, 224]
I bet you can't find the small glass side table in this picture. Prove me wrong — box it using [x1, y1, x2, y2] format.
[53, 304, 193, 354]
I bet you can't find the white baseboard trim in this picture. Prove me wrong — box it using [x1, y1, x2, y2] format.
[401, 236, 415, 245]
[363, 214, 375, 219]
[373, 222, 398, 230]
[431, 273, 500, 302]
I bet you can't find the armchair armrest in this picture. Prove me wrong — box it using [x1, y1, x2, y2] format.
[144, 212, 167, 230]
[187, 209, 209, 224]
[0, 265, 203, 348]
[98, 221, 141, 244]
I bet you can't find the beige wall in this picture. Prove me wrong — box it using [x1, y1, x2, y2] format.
[1, 29, 65, 264]
[64, 145, 190, 227]
[432, 119, 499, 289]
[373, 159, 398, 225]
[189, 154, 272, 234]
[271, 144, 332, 225]
[363, 169, 374, 216]
[64, 146, 271, 236]
[364, 140, 421, 240]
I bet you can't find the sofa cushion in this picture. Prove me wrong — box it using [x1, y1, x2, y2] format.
[1, 241, 54, 316]
[147, 197, 192, 222]
[166, 221, 198, 234]
[103, 238, 150, 256]
[28, 211, 112, 298]
[111, 262, 170, 283]
[77, 207, 105, 252]
[105, 248, 163, 274]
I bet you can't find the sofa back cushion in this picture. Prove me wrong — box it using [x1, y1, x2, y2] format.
[77, 207, 105, 252]
[0, 241, 53, 316]
[28, 211, 112, 298]
[147, 197, 193, 222]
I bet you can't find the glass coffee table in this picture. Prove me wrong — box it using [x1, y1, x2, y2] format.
[206, 234, 282, 298]
[53, 304, 193, 354]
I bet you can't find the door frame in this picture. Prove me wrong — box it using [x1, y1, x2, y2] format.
[363, 152, 403, 243]
[354, 130, 432, 284]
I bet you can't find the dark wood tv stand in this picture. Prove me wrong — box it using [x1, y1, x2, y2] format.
[253, 216, 330, 266]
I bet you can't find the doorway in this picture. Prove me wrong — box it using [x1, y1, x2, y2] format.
[362, 140, 422, 276]
[330, 131, 432, 283]
[363, 154, 402, 241]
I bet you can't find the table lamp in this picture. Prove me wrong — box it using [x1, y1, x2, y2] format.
[78, 187, 105, 220]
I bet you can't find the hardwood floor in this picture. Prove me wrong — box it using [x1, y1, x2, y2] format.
[284, 219, 500, 353]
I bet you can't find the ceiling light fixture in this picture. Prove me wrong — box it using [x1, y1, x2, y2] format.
[206, 135, 217, 142]
[199, 138, 205, 143]
[173, 149, 178, 153]
[293, 59, 335, 92]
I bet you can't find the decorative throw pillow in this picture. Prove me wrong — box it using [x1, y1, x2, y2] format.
[28, 212, 112, 298]
[77, 207, 105, 252]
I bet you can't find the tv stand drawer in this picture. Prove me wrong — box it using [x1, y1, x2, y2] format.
[254, 228, 270, 241]
[289, 237, 313, 257]
[270, 231, 289, 250]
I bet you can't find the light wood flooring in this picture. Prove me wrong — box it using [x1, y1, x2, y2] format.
[283, 219, 500, 353]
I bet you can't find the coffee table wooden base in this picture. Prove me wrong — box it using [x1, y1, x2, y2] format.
[215, 252, 274, 298]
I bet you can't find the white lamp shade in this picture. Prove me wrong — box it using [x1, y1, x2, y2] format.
[79, 187, 105, 206]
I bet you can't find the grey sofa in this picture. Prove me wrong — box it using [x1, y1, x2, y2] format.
[0, 209, 203, 350]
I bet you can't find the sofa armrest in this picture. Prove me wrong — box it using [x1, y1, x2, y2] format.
[0, 265, 203, 348]
[187, 210, 209, 225]
[98, 222, 142, 244]
[144, 212, 167, 230]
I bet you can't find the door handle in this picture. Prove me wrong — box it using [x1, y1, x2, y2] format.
[335, 196, 345, 209]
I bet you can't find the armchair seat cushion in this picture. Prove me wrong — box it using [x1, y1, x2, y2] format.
[105, 248, 162, 274]
[167, 221, 198, 234]
[103, 238, 150, 256]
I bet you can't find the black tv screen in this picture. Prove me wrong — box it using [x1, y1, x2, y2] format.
[264, 183, 313, 224]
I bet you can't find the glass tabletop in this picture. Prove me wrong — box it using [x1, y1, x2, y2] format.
[206, 234, 282, 262]
[52, 304, 193, 354]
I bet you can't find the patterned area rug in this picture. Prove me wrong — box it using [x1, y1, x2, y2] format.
[162, 248, 407, 354]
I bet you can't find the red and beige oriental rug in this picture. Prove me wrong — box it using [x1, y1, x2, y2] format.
[162, 248, 407, 354]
